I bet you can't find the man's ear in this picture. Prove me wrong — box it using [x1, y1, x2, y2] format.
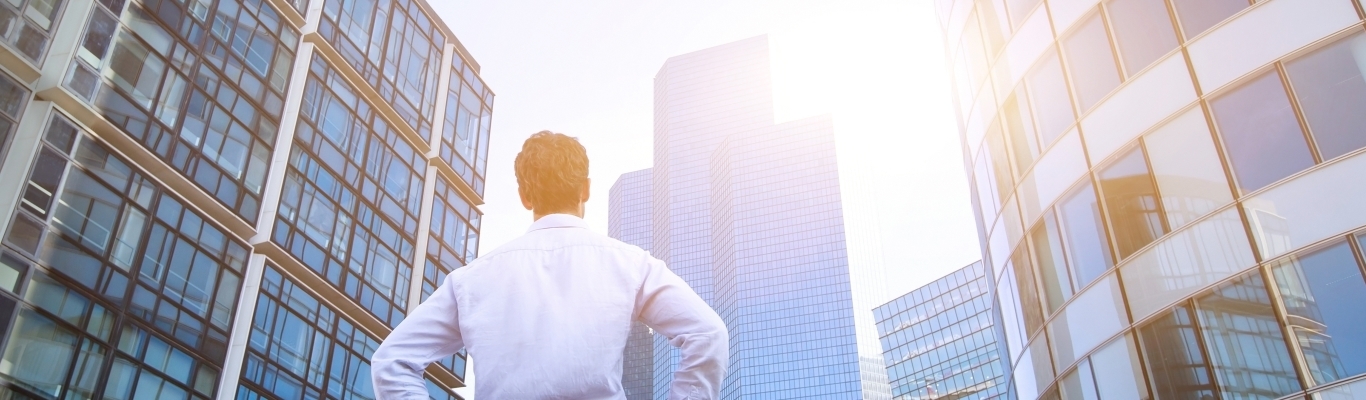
[580, 178, 591, 203]
[519, 186, 534, 211]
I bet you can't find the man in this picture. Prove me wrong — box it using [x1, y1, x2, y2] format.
[371, 131, 729, 399]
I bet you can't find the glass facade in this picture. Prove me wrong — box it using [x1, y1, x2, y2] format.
[874, 261, 1007, 400]
[638, 36, 891, 399]
[0, 0, 491, 396]
[937, 0, 1366, 397]
[609, 168, 654, 400]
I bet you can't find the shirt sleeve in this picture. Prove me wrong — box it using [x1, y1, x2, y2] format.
[371, 276, 465, 399]
[636, 256, 729, 400]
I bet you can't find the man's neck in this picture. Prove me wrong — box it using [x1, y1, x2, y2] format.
[533, 207, 584, 221]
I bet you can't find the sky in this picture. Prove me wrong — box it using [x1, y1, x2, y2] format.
[426, 0, 982, 307]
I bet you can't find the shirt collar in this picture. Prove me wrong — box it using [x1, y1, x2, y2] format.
[526, 214, 590, 233]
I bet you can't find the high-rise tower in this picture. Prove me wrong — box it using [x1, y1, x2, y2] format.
[0, 0, 491, 398]
[610, 167, 655, 400]
[646, 35, 891, 400]
[940, 0, 1366, 398]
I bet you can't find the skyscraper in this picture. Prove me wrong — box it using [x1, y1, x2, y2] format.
[610, 167, 655, 400]
[0, 0, 491, 398]
[874, 261, 1006, 400]
[940, 0, 1366, 398]
[644, 35, 891, 400]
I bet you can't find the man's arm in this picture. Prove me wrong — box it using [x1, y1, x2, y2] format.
[371, 278, 465, 399]
[636, 257, 729, 400]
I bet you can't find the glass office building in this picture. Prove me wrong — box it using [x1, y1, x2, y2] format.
[875, 261, 1006, 400]
[0, 0, 492, 397]
[937, 0, 1366, 398]
[610, 167, 655, 400]
[642, 36, 891, 400]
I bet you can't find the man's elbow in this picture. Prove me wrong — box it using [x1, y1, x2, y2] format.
[370, 344, 423, 392]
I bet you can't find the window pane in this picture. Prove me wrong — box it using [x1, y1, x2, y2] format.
[1171, 0, 1247, 40]
[1004, 88, 1040, 175]
[1244, 152, 1366, 260]
[1091, 335, 1150, 400]
[1120, 208, 1256, 320]
[1005, 0, 1043, 28]
[1140, 305, 1217, 400]
[1059, 359, 1098, 400]
[1049, 274, 1127, 368]
[986, 120, 1015, 202]
[1285, 33, 1366, 161]
[1195, 272, 1302, 399]
[0, 309, 79, 397]
[1144, 108, 1233, 230]
[0, 71, 26, 117]
[1013, 247, 1045, 338]
[1105, 0, 1179, 75]
[1271, 240, 1366, 386]
[1211, 71, 1314, 192]
[1314, 379, 1366, 400]
[1062, 12, 1121, 111]
[1026, 49, 1076, 145]
[1057, 182, 1112, 289]
[1031, 212, 1072, 313]
[1099, 147, 1167, 260]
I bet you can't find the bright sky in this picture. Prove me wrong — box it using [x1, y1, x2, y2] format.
[427, 0, 982, 307]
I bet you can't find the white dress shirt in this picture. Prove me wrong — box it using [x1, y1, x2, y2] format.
[371, 214, 728, 399]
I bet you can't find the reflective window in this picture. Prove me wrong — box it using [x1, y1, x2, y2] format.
[1059, 359, 1098, 400]
[1244, 153, 1366, 260]
[1049, 274, 1127, 368]
[1012, 247, 1045, 338]
[986, 120, 1014, 201]
[1139, 304, 1217, 400]
[1030, 212, 1072, 313]
[1004, 0, 1042, 29]
[1003, 88, 1040, 174]
[1285, 33, 1366, 161]
[423, 177, 480, 302]
[0, 118, 247, 399]
[1090, 335, 1150, 400]
[1057, 182, 1111, 289]
[1104, 0, 1179, 75]
[1143, 108, 1233, 230]
[1211, 70, 1314, 192]
[319, 0, 447, 141]
[276, 55, 424, 327]
[1194, 272, 1302, 399]
[67, 0, 300, 222]
[439, 56, 494, 196]
[238, 265, 379, 399]
[1171, 0, 1247, 40]
[975, 0, 1008, 58]
[0, 0, 65, 61]
[1026, 49, 1076, 145]
[1315, 378, 1366, 400]
[998, 269, 1027, 360]
[1270, 240, 1366, 386]
[1120, 208, 1255, 320]
[5, 114, 246, 363]
[423, 178, 478, 380]
[1061, 11, 1121, 111]
[0, 72, 26, 161]
[1099, 147, 1167, 260]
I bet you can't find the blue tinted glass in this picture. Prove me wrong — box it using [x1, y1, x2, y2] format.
[1272, 240, 1366, 386]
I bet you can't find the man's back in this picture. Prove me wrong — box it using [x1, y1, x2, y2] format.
[458, 215, 663, 398]
[372, 214, 727, 399]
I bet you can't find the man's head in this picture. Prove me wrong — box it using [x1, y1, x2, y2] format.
[515, 131, 590, 218]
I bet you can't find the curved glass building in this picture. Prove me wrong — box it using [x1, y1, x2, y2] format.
[936, 0, 1366, 398]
